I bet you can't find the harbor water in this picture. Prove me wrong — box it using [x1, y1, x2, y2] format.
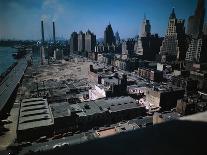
[0, 47, 16, 75]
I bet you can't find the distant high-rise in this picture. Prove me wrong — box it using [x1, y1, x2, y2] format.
[134, 34, 163, 61]
[70, 32, 78, 52]
[104, 24, 115, 46]
[134, 16, 162, 61]
[115, 31, 121, 44]
[85, 30, 96, 53]
[122, 39, 136, 56]
[140, 15, 151, 37]
[187, 0, 205, 39]
[160, 8, 187, 62]
[78, 31, 85, 52]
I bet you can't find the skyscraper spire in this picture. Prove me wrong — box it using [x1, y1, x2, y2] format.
[169, 7, 176, 19]
[140, 15, 151, 37]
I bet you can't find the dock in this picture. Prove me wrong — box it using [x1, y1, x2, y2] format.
[0, 54, 30, 112]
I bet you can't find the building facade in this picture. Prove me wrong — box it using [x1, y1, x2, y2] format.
[78, 31, 85, 52]
[85, 30, 96, 53]
[70, 32, 78, 52]
[134, 34, 163, 61]
[140, 15, 151, 37]
[186, 0, 205, 39]
[185, 0, 206, 63]
[160, 8, 187, 62]
[104, 24, 116, 46]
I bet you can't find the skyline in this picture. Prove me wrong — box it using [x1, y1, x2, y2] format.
[0, 0, 206, 40]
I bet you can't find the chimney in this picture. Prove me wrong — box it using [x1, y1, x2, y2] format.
[53, 21, 56, 43]
[41, 20, 45, 44]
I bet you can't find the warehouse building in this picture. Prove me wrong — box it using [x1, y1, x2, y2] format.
[17, 98, 54, 142]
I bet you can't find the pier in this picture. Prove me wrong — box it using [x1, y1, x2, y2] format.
[0, 54, 30, 114]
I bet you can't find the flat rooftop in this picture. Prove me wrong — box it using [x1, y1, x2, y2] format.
[18, 98, 54, 131]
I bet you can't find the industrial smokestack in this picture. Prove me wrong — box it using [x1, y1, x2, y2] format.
[41, 20, 45, 44]
[53, 21, 56, 43]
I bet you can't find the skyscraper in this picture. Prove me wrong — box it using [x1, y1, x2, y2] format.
[140, 15, 151, 37]
[122, 39, 136, 56]
[78, 31, 85, 52]
[134, 34, 163, 61]
[85, 30, 96, 53]
[160, 8, 187, 63]
[187, 0, 205, 39]
[104, 24, 116, 46]
[185, 0, 206, 63]
[70, 32, 78, 52]
[134, 16, 163, 61]
[115, 31, 121, 44]
[185, 36, 207, 63]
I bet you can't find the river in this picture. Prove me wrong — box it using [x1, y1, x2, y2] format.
[0, 47, 17, 75]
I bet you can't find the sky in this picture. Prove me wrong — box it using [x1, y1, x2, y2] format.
[0, 0, 206, 40]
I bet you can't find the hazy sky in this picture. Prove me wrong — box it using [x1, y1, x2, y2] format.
[0, 0, 206, 40]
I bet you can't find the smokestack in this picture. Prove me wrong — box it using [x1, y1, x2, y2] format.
[53, 21, 56, 43]
[41, 20, 45, 44]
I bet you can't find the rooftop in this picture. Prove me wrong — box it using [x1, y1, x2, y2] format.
[18, 98, 54, 131]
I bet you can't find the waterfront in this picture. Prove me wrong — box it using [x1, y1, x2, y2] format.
[0, 47, 16, 75]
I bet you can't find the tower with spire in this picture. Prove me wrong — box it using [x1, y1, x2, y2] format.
[140, 15, 151, 37]
[104, 24, 116, 46]
[160, 8, 187, 63]
[115, 31, 121, 44]
[134, 15, 163, 61]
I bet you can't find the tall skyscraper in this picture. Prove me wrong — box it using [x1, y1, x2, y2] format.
[85, 30, 96, 53]
[185, 0, 206, 63]
[160, 8, 187, 63]
[70, 32, 78, 52]
[104, 24, 116, 46]
[140, 15, 151, 37]
[187, 0, 205, 39]
[115, 31, 121, 44]
[78, 31, 85, 52]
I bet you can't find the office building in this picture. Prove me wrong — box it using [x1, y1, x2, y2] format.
[85, 30, 96, 53]
[160, 8, 187, 62]
[140, 15, 151, 37]
[185, 35, 207, 63]
[185, 0, 206, 63]
[122, 39, 136, 56]
[104, 24, 116, 46]
[70, 32, 78, 52]
[134, 34, 163, 61]
[78, 31, 85, 52]
[186, 0, 205, 39]
[115, 31, 121, 44]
